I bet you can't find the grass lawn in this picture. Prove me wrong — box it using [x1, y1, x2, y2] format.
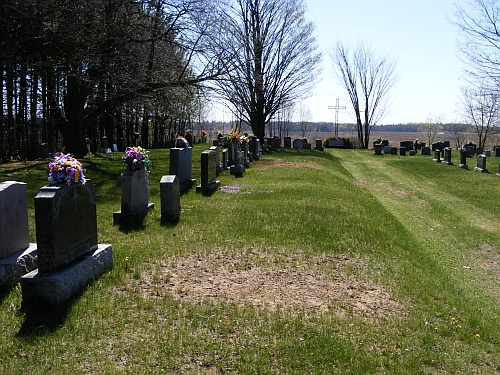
[1, 146, 499, 374]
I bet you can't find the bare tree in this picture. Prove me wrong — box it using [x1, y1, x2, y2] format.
[213, 0, 322, 140]
[443, 122, 471, 149]
[297, 102, 312, 139]
[330, 41, 397, 148]
[454, 0, 500, 87]
[460, 85, 499, 148]
[421, 114, 443, 147]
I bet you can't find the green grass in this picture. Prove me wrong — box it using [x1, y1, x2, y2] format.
[1, 147, 500, 374]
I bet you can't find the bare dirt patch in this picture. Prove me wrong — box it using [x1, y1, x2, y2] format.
[380, 185, 411, 197]
[138, 251, 400, 318]
[255, 161, 326, 171]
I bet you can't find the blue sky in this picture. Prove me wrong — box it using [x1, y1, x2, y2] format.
[304, 0, 468, 124]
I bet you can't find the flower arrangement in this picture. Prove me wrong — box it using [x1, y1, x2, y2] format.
[228, 129, 241, 144]
[122, 146, 152, 173]
[175, 136, 190, 148]
[48, 153, 86, 185]
[240, 133, 254, 143]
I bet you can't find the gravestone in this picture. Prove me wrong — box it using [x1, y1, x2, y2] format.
[443, 141, 450, 148]
[485, 150, 491, 157]
[495, 146, 500, 157]
[222, 149, 229, 170]
[160, 175, 180, 224]
[272, 137, 281, 148]
[209, 145, 221, 175]
[22, 180, 112, 306]
[0, 181, 37, 286]
[303, 142, 312, 150]
[196, 150, 220, 195]
[293, 139, 303, 149]
[400, 141, 413, 150]
[251, 137, 261, 160]
[169, 147, 195, 193]
[497, 160, 500, 177]
[284, 137, 292, 148]
[433, 149, 442, 162]
[229, 142, 239, 166]
[420, 147, 431, 156]
[474, 154, 489, 173]
[390, 147, 398, 155]
[230, 151, 245, 176]
[40, 143, 49, 159]
[476, 147, 484, 156]
[262, 137, 268, 152]
[409, 150, 416, 156]
[374, 144, 382, 155]
[399, 147, 407, 156]
[213, 140, 220, 147]
[113, 170, 154, 225]
[314, 139, 324, 151]
[459, 149, 468, 169]
[241, 141, 250, 168]
[443, 147, 453, 165]
[101, 136, 108, 152]
[466, 143, 476, 157]
[383, 146, 391, 154]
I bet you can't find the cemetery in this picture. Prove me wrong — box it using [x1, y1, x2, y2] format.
[1, 142, 500, 374]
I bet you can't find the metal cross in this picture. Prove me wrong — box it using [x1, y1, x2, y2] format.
[328, 99, 346, 137]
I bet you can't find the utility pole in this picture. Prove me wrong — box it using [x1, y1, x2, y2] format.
[328, 99, 346, 137]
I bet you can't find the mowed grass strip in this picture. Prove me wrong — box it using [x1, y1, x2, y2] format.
[0, 147, 499, 374]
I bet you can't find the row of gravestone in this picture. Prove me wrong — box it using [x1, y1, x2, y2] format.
[0, 180, 113, 307]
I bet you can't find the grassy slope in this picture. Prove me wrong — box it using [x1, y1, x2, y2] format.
[0, 147, 499, 374]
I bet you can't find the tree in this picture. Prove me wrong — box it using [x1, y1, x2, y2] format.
[460, 85, 499, 148]
[330, 41, 397, 148]
[454, 0, 500, 87]
[443, 122, 470, 149]
[297, 102, 312, 139]
[421, 114, 443, 147]
[214, 0, 322, 140]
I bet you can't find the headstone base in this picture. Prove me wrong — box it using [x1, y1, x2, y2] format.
[474, 166, 489, 173]
[196, 181, 220, 196]
[459, 164, 469, 169]
[21, 244, 112, 307]
[0, 244, 37, 286]
[113, 203, 154, 225]
[314, 146, 324, 151]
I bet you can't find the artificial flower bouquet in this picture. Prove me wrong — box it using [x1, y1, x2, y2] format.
[122, 146, 152, 173]
[48, 153, 86, 185]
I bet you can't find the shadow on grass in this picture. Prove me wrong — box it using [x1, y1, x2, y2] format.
[17, 289, 86, 338]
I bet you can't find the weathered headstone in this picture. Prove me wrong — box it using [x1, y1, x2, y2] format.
[22, 180, 112, 306]
[284, 137, 292, 148]
[241, 141, 250, 168]
[474, 154, 489, 173]
[421, 147, 431, 156]
[293, 139, 303, 149]
[251, 137, 261, 160]
[209, 145, 221, 175]
[196, 150, 220, 195]
[0, 181, 37, 286]
[459, 149, 468, 169]
[230, 150, 245, 176]
[442, 147, 453, 165]
[169, 147, 195, 193]
[383, 146, 391, 154]
[433, 149, 442, 162]
[113, 170, 154, 225]
[222, 149, 229, 170]
[160, 175, 180, 224]
[314, 139, 324, 151]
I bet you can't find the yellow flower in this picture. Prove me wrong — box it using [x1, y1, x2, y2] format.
[475, 333, 480, 338]
[137, 146, 142, 151]
[125, 256, 130, 262]
[64, 161, 71, 167]
[457, 325, 462, 329]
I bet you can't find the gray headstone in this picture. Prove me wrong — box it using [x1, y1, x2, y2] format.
[474, 154, 488, 173]
[284, 137, 292, 148]
[35, 182, 98, 273]
[121, 170, 149, 213]
[200, 150, 217, 186]
[421, 147, 431, 156]
[443, 147, 453, 165]
[160, 175, 180, 223]
[0, 181, 30, 259]
[383, 146, 391, 154]
[374, 144, 382, 155]
[459, 149, 468, 169]
[293, 139, 303, 149]
[169, 147, 193, 190]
